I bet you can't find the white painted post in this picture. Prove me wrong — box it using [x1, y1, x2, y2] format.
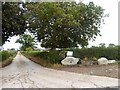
[66, 51, 73, 57]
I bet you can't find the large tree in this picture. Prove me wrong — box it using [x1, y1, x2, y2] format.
[16, 34, 36, 51]
[2, 2, 26, 45]
[0, 2, 2, 46]
[26, 2, 104, 49]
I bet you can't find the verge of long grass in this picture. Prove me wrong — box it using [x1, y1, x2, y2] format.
[0, 51, 17, 68]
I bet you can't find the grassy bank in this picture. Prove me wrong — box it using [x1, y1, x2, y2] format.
[21, 50, 65, 67]
[0, 51, 17, 67]
[21, 46, 119, 68]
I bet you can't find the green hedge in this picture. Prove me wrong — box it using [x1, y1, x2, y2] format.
[0, 50, 17, 62]
[0, 50, 17, 67]
[72, 47, 119, 60]
[22, 50, 66, 64]
[22, 46, 119, 64]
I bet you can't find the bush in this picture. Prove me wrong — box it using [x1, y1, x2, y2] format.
[0, 51, 11, 61]
[22, 50, 66, 64]
[0, 51, 17, 61]
[25, 47, 33, 51]
[46, 50, 66, 64]
[22, 46, 119, 65]
[0, 50, 17, 67]
[72, 47, 119, 60]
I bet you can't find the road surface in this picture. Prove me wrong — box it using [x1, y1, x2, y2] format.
[0, 52, 118, 88]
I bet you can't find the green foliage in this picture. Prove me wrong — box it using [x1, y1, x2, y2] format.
[22, 50, 66, 64]
[0, 50, 17, 67]
[0, 3, 2, 46]
[22, 45, 119, 64]
[0, 51, 11, 61]
[26, 2, 104, 49]
[0, 51, 17, 62]
[2, 2, 26, 45]
[72, 46, 119, 60]
[99, 43, 106, 48]
[25, 47, 33, 51]
[108, 43, 116, 48]
[2, 2, 104, 49]
[16, 34, 36, 51]
[46, 50, 66, 64]
[118, 46, 120, 60]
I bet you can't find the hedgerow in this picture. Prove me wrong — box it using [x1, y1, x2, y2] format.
[22, 50, 66, 64]
[0, 50, 17, 67]
[22, 46, 119, 65]
[72, 47, 119, 60]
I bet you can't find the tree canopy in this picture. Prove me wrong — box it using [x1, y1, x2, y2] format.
[2, 2, 104, 49]
[0, 3, 1, 25]
[2, 2, 26, 45]
[99, 43, 106, 48]
[26, 2, 104, 49]
[108, 43, 116, 48]
[16, 34, 36, 51]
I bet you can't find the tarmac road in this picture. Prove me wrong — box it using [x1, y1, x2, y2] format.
[0, 52, 118, 88]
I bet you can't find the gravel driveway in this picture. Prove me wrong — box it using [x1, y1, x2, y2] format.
[0, 52, 118, 88]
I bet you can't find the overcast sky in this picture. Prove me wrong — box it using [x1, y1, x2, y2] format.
[3, 0, 119, 50]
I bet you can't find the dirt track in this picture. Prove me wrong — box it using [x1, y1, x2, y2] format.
[0, 52, 118, 88]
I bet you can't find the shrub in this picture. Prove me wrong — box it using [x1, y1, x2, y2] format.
[22, 50, 66, 64]
[1, 51, 11, 61]
[0, 51, 17, 61]
[25, 47, 33, 51]
[0, 50, 17, 67]
[72, 47, 119, 60]
[22, 46, 119, 65]
[46, 50, 65, 64]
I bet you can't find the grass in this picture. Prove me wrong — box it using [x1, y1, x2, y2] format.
[0, 57, 13, 67]
[0, 50, 17, 67]
[116, 61, 120, 65]
[21, 51, 64, 68]
[21, 50, 65, 67]
[28, 56, 53, 67]
[21, 50, 120, 68]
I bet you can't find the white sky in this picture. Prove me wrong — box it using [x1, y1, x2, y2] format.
[83, 0, 119, 47]
[3, 0, 119, 50]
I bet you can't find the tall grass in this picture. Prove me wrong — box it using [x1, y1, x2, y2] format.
[72, 47, 119, 60]
[0, 50, 17, 67]
[22, 46, 119, 66]
[22, 50, 66, 64]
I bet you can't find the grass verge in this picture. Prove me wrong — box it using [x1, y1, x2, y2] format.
[21, 50, 65, 68]
[0, 51, 17, 68]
